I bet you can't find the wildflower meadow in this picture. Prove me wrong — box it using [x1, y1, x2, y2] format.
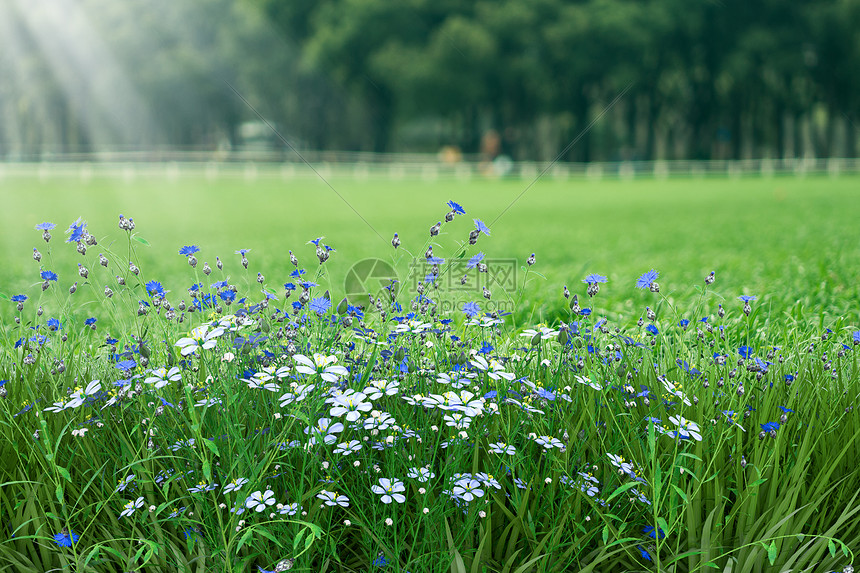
[1, 175, 859, 573]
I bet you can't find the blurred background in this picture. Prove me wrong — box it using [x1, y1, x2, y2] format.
[2, 0, 859, 164]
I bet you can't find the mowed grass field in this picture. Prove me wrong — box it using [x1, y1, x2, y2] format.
[1, 169, 859, 325]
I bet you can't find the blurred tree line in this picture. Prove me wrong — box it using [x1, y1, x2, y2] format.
[2, 0, 859, 161]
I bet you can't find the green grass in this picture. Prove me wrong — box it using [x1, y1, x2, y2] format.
[1, 171, 859, 573]
[2, 172, 859, 324]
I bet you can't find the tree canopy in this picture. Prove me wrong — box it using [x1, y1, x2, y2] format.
[2, 0, 859, 160]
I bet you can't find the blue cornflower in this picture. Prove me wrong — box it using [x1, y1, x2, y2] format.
[53, 528, 79, 547]
[637, 545, 652, 561]
[145, 281, 165, 297]
[635, 269, 659, 289]
[66, 218, 86, 243]
[235, 249, 251, 255]
[760, 422, 780, 432]
[290, 269, 305, 278]
[301, 281, 318, 289]
[40, 270, 58, 282]
[284, 282, 296, 291]
[116, 359, 137, 372]
[536, 387, 556, 401]
[478, 341, 494, 354]
[179, 245, 200, 257]
[738, 295, 757, 302]
[642, 526, 666, 540]
[462, 301, 480, 318]
[582, 274, 607, 285]
[473, 219, 491, 236]
[219, 290, 236, 303]
[84, 317, 97, 326]
[426, 256, 445, 265]
[308, 237, 324, 246]
[579, 308, 592, 316]
[738, 346, 753, 359]
[47, 318, 61, 331]
[466, 252, 485, 269]
[11, 294, 27, 303]
[211, 280, 228, 289]
[36, 222, 56, 231]
[779, 406, 794, 414]
[679, 319, 690, 329]
[447, 200, 465, 215]
[262, 291, 278, 301]
[645, 324, 659, 336]
[784, 374, 795, 382]
[372, 552, 389, 567]
[309, 297, 331, 315]
[853, 331, 860, 345]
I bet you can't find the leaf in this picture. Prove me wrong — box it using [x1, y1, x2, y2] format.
[606, 482, 641, 503]
[55, 483, 64, 505]
[236, 528, 254, 552]
[293, 528, 305, 553]
[703, 562, 720, 569]
[360, 344, 380, 386]
[445, 518, 467, 573]
[0, 292, 9, 301]
[133, 236, 151, 246]
[767, 541, 777, 565]
[749, 478, 768, 487]
[56, 466, 72, 483]
[202, 459, 212, 482]
[602, 524, 609, 545]
[203, 439, 220, 458]
[511, 554, 549, 573]
[255, 526, 280, 546]
[471, 525, 491, 573]
[671, 484, 688, 503]
[828, 539, 836, 557]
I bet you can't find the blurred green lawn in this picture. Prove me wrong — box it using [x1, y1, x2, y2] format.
[1, 170, 858, 326]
